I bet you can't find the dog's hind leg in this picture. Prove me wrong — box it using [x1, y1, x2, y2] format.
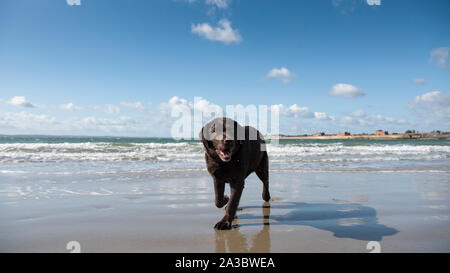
[255, 152, 271, 202]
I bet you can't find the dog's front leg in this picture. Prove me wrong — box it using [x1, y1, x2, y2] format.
[214, 180, 244, 230]
[214, 178, 229, 208]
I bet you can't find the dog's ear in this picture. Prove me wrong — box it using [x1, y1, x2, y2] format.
[199, 127, 213, 149]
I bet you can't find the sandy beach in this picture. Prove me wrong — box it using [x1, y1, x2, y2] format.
[1, 170, 449, 252]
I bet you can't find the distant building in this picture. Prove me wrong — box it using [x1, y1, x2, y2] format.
[337, 132, 350, 136]
[314, 132, 325, 136]
[375, 130, 388, 135]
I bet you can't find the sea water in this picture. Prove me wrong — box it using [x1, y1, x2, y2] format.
[0, 136, 449, 199]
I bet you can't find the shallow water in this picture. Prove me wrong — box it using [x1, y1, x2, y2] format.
[1, 136, 449, 199]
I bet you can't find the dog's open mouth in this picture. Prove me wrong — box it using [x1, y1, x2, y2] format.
[216, 149, 232, 161]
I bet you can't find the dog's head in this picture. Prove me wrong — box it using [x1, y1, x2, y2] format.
[199, 118, 244, 162]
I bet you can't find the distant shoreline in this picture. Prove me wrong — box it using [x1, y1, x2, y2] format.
[267, 133, 450, 140]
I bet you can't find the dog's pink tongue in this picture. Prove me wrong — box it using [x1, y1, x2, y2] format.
[217, 150, 232, 158]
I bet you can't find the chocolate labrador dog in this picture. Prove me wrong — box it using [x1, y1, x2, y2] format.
[199, 117, 271, 230]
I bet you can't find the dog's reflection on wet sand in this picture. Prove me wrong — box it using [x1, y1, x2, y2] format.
[215, 202, 271, 253]
[214, 200, 398, 253]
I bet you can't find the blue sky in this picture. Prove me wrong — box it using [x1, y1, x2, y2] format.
[0, 0, 449, 136]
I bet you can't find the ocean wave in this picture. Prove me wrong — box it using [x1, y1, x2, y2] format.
[270, 154, 448, 163]
[0, 142, 204, 162]
[0, 142, 449, 163]
[266, 143, 450, 156]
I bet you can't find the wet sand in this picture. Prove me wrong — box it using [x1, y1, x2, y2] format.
[0, 171, 449, 252]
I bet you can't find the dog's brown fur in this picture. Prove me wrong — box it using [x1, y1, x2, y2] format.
[199, 117, 270, 230]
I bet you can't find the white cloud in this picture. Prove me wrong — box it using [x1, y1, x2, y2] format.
[270, 104, 335, 121]
[157, 96, 225, 138]
[412, 78, 426, 85]
[271, 104, 314, 118]
[120, 101, 146, 112]
[192, 98, 222, 117]
[366, 0, 381, 6]
[183, 0, 230, 8]
[332, 0, 357, 14]
[329, 83, 365, 98]
[362, 115, 406, 126]
[205, 0, 230, 9]
[66, 0, 81, 6]
[7, 96, 36, 108]
[266, 67, 296, 83]
[158, 96, 222, 119]
[285, 104, 313, 118]
[158, 96, 190, 116]
[0, 110, 159, 136]
[104, 104, 121, 115]
[60, 102, 83, 111]
[340, 116, 355, 125]
[79, 116, 137, 130]
[314, 112, 333, 120]
[332, 0, 381, 15]
[160, 98, 332, 123]
[339, 113, 407, 127]
[413, 91, 444, 103]
[349, 109, 366, 117]
[191, 19, 242, 44]
[410, 91, 450, 124]
[430, 47, 450, 69]
[0, 111, 57, 130]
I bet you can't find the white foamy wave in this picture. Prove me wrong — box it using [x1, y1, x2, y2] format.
[266, 143, 450, 157]
[270, 154, 448, 163]
[0, 142, 204, 162]
[0, 142, 449, 165]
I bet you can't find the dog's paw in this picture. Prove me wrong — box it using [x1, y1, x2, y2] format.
[262, 191, 271, 202]
[215, 195, 230, 208]
[214, 218, 232, 230]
